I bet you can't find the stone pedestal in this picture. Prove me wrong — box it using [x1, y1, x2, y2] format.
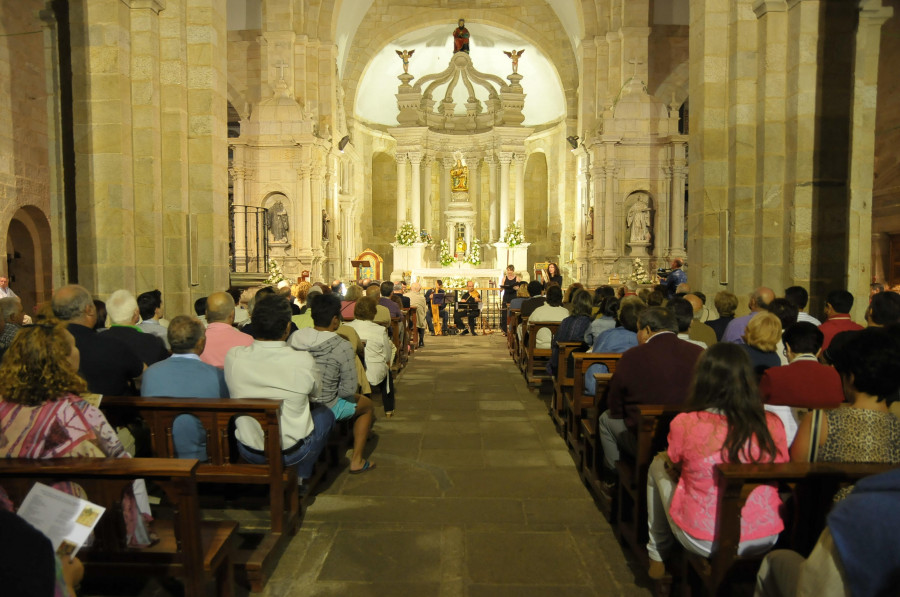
[628, 241, 651, 257]
[391, 242, 428, 279]
[493, 242, 530, 273]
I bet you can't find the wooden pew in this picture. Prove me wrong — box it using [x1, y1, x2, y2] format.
[0, 457, 237, 597]
[390, 316, 404, 372]
[684, 462, 900, 596]
[616, 404, 684, 568]
[564, 353, 622, 465]
[102, 396, 301, 592]
[580, 371, 614, 518]
[549, 341, 583, 431]
[507, 309, 521, 358]
[523, 321, 560, 387]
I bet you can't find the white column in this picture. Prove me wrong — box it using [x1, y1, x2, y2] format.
[603, 157, 617, 256]
[591, 163, 604, 257]
[422, 155, 434, 235]
[396, 153, 408, 225]
[441, 157, 454, 233]
[408, 152, 422, 231]
[575, 153, 590, 258]
[230, 166, 246, 270]
[299, 165, 312, 250]
[311, 165, 326, 246]
[669, 147, 686, 257]
[340, 199, 354, 277]
[467, 155, 481, 237]
[514, 153, 526, 226]
[499, 152, 512, 235]
[485, 154, 498, 240]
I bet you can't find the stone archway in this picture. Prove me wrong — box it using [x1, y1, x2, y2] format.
[5, 206, 52, 315]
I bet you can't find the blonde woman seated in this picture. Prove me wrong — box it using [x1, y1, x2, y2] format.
[740, 311, 782, 378]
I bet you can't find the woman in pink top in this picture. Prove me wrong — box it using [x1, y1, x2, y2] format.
[646, 343, 789, 579]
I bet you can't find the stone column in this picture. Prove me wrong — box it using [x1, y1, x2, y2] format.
[484, 154, 498, 240]
[395, 153, 407, 225]
[230, 164, 246, 271]
[872, 232, 890, 285]
[590, 161, 604, 259]
[467, 155, 480, 237]
[669, 141, 687, 258]
[422, 155, 434, 235]
[311, 165, 326, 246]
[847, 1, 894, 308]
[340, 198, 355, 277]
[299, 165, 312, 250]
[408, 151, 422, 231]
[603, 156, 618, 257]
[514, 153, 526, 227]
[498, 152, 512, 234]
[575, 151, 590, 259]
[441, 157, 454, 232]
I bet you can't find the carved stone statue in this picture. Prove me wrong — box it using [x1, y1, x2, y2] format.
[395, 49, 415, 74]
[627, 195, 651, 244]
[503, 49, 525, 74]
[266, 200, 290, 243]
[450, 159, 468, 192]
[322, 208, 331, 240]
[453, 19, 470, 54]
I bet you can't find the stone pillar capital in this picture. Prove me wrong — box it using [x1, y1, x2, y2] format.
[311, 165, 327, 180]
[513, 153, 526, 165]
[407, 151, 423, 165]
[483, 154, 497, 166]
[442, 157, 455, 169]
[395, 152, 408, 165]
[498, 152, 513, 165]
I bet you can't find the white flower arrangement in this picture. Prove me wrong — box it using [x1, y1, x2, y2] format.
[395, 221, 417, 246]
[444, 276, 466, 290]
[629, 258, 651, 284]
[465, 238, 482, 266]
[502, 221, 525, 247]
[439, 239, 456, 266]
[266, 258, 285, 285]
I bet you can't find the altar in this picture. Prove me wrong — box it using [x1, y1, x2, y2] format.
[410, 267, 502, 284]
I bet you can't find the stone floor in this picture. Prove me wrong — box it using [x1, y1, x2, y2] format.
[255, 331, 653, 597]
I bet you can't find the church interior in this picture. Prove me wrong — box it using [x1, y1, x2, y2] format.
[1, 0, 900, 595]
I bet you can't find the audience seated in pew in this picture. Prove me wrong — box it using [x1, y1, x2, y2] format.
[52, 284, 144, 396]
[141, 315, 229, 460]
[755, 466, 900, 597]
[670, 297, 708, 349]
[199, 291, 254, 368]
[723, 286, 776, 344]
[646, 343, 789, 580]
[224, 294, 335, 488]
[290, 293, 376, 474]
[685, 294, 718, 347]
[759, 322, 844, 445]
[767, 297, 800, 366]
[583, 296, 618, 346]
[346, 297, 396, 417]
[740, 312, 782, 378]
[598, 307, 703, 473]
[341, 284, 364, 320]
[103, 290, 169, 367]
[785, 285, 821, 326]
[548, 289, 592, 376]
[706, 290, 738, 342]
[515, 280, 547, 344]
[583, 298, 645, 396]
[0, 318, 155, 547]
[365, 284, 392, 327]
[791, 328, 900, 481]
[528, 285, 568, 350]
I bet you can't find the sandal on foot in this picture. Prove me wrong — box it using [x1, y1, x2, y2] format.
[349, 460, 376, 475]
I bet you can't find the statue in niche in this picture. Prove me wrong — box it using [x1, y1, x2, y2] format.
[503, 49, 525, 74]
[266, 200, 290, 243]
[395, 49, 415, 74]
[322, 209, 331, 240]
[627, 195, 652, 243]
[453, 19, 470, 54]
[450, 159, 469, 192]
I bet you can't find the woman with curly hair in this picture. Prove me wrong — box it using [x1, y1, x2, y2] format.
[0, 320, 126, 459]
[0, 320, 155, 547]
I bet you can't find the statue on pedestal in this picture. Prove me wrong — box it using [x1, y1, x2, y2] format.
[450, 159, 469, 192]
[395, 49, 415, 74]
[627, 195, 651, 243]
[503, 49, 525, 74]
[453, 19, 470, 54]
[266, 200, 290, 243]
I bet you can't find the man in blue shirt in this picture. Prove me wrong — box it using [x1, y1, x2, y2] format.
[662, 259, 687, 298]
[142, 315, 229, 460]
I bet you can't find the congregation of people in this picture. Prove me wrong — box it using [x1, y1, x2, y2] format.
[521, 273, 900, 595]
[0, 275, 437, 595]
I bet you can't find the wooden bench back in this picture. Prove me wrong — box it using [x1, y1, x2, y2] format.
[524, 321, 561, 386]
[571, 352, 623, 406]
[0, 457, 234, 597]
